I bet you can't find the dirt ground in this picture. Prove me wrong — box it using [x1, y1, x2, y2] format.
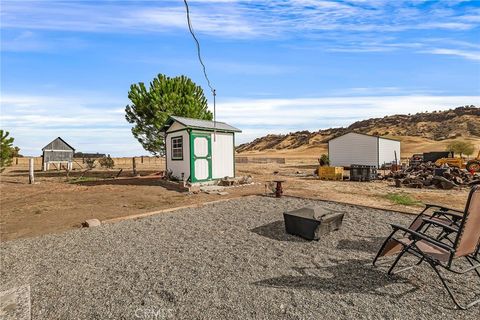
[0, 159, 466, 242]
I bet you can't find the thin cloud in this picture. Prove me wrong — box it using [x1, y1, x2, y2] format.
[1, 0, 478, 38]
[2, 0, 479, 63]
[218, 95, 480, 129]
[426, 48, 480, 61]
[0, 1, 257, 37]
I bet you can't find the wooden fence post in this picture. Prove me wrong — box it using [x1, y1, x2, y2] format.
[29, 158, 34, 184]
[132, 157, 137, 175]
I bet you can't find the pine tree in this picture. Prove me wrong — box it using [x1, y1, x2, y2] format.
[125, 74, 213, 156]
[0, 130, 15, 172]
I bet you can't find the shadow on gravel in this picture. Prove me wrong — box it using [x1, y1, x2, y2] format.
[254, 259, 419, 298]
[336, 236, 386, 254]
[250, 220, 306, 242]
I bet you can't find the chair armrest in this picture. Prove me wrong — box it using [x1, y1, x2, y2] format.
[421, 218, 459, 233]
[390, 224, 454, 252]
[424, 203, 463, 214]
[432, 210, 463, 221]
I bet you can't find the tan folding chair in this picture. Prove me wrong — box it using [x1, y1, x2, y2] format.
[374, 185, 480, 309]
[373, 202, 464, 265]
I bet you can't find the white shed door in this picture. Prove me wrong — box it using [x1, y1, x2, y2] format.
[192, 134, 211, 181]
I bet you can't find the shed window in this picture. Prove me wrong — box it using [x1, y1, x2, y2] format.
[171, 136, 183, 160]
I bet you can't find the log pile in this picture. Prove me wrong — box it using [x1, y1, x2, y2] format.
[386, 162, 479, 190]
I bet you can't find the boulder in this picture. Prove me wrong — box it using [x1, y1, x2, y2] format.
[83, 219, 101, 228]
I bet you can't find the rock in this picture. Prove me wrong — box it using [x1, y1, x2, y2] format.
[432, 176, 457, 190]
[83, 219, 101, 228]
[385, 160, 477, 190]
[239, 175, 253, 185]
[188, 185, 201, 193]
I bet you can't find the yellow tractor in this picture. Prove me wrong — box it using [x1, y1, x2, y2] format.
[466, 150, 480, 172]
[434, 150, 480, 172]
[435, 156, 466, 169]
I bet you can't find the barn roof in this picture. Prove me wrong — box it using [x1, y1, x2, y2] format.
[42, 137, 75, 151]
[327, 132, 400, 143]
[164, 116, 241, 133]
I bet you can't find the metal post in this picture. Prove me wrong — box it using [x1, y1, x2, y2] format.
[29, 158, 34, 184]
[213, 89, 216, 142]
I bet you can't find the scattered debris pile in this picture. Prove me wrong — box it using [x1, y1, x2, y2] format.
[190, 175, 254, 195]
[386, 162, 479, 190]
[218, 175, 253, 186]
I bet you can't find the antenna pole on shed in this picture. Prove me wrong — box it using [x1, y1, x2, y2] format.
[213, 89, 216, 142]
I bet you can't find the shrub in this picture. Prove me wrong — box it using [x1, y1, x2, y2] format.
[99, 155, 115, 169]
[85, 158, 96, 170]
[318, 154, 330, 166]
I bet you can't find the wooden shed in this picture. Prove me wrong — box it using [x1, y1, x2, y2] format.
[42, 137, 75, 171]
[162, 116, 241, 183]
[328, 132, 400, 168]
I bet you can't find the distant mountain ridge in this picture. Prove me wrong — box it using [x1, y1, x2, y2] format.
[236, 106, 480, 153]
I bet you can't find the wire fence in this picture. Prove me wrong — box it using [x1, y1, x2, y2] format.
[10, 157, 166, 171]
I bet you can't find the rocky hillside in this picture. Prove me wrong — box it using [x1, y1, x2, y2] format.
[237, 106, 480, 153]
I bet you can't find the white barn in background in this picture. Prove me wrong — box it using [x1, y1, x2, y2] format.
[163, 116, 241, 183]
[328, 132, 400, 168]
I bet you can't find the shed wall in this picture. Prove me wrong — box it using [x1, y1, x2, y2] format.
[43, 150, 73, 162]
[165, 130, 190, 180]
[211, 132, 234, 179]
[329, 133, 378, 167]
[167, 122, 186, 133]
[378, 138, 401, 167]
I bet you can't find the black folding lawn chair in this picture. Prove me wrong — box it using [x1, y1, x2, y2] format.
[373, 185, 480, 310]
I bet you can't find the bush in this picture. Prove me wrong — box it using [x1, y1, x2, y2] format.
[85, 158, 96, 170]
[318, 154, 330, 166]
[99, 155, 115, 169]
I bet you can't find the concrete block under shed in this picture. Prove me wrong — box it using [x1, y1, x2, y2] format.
[283, 206, 344, 240]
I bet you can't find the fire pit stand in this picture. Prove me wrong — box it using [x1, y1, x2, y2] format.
[283, 206, 344, 240]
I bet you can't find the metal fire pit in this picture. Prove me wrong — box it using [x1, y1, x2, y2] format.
[283, 206, 344, 240]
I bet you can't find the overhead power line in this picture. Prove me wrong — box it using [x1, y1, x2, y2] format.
[183, 0, 217, 137]
[183, 0, 215, 95]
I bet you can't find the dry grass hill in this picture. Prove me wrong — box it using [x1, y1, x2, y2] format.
[237, 106, 480, 158]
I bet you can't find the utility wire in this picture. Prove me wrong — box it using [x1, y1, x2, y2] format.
[183, 0, 215, 94]
[183, 0, 217, 139]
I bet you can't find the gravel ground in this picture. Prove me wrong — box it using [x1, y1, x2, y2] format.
[1, 196, 479, 320]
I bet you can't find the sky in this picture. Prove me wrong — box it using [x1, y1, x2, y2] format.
[1, 0, 480, 156]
